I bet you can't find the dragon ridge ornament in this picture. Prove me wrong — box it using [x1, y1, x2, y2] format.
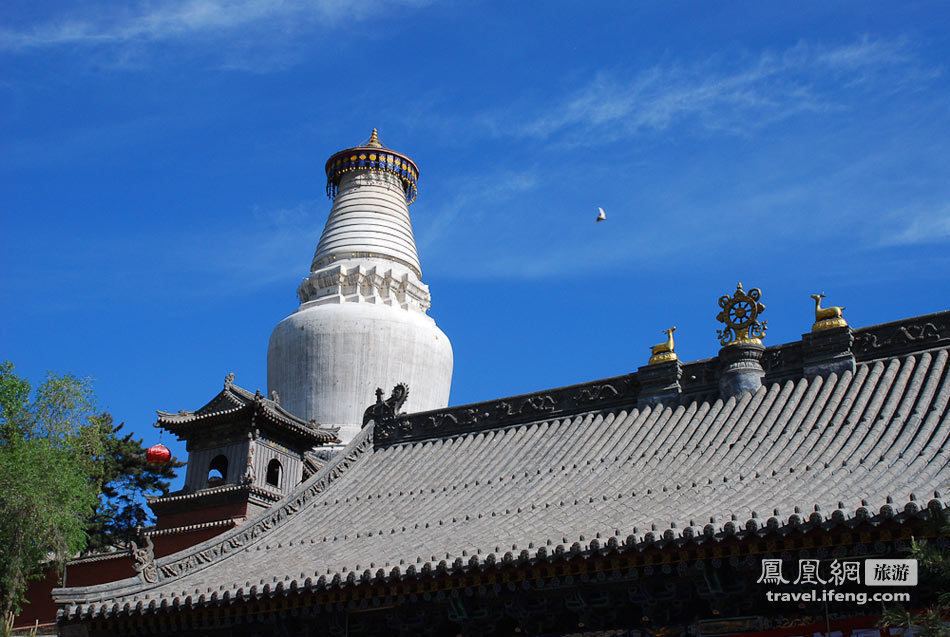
[716, 282, 767, 346]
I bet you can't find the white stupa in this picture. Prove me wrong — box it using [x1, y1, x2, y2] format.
[267, 130, 453, 442]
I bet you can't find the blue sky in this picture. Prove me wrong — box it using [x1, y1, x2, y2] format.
[2, 2, 948, 490]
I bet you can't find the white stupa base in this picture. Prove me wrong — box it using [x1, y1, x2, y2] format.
[267, 301, 453, 442]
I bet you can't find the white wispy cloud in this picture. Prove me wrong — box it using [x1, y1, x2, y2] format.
[415, 170, 540, 253]
[0, 0, 429, 52]
[483, 37, 934, 146]
[881, 203, 950, 246]
[811, 34, 911, 74]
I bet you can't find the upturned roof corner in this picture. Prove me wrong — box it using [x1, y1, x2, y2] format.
[156, 377, 340, 446]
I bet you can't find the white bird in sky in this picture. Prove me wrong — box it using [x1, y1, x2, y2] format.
[596, 207, 606, 222]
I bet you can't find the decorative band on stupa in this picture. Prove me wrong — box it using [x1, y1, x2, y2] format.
[325, 129, 420, 204]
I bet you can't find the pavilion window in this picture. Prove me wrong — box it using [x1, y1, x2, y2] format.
[208, 454, 228, 484]
[266, 459, 282, 488]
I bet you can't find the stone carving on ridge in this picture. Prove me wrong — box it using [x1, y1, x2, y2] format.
[853, 315, 946, 359]
[498, 394, 556, 417]
[375, 374, 639, 446]
[572, 383, 621, 404]
[421, 412, 460, 430]
[131, 535, 158, 584]
[363, 383, 411, 440]
[758, 342, 810, 384]
[370, 311, 950, 446]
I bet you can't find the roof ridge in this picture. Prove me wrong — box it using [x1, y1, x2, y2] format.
[53, 425, 375, 605]
[371, 311, 949, 447]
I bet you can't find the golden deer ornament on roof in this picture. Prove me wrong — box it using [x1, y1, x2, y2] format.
[648, 326, 678, 365]
[811, 293, 848, 332]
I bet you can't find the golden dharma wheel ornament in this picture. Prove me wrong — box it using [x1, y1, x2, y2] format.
[647, 326, 677, 365]
[716, 282, 767, 346]
[810, 293, 847, 332]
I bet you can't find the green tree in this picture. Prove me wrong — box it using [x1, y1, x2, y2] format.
[0, 361, 107, 617]
[84, 415, 183, 552]
[878, 509, 950, 637]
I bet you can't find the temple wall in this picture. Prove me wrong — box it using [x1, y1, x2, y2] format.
[250, 437, 301, 493]
[183, 440, 249, 491]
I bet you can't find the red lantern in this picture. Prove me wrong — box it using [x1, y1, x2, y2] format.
[146, 443, 171, 464]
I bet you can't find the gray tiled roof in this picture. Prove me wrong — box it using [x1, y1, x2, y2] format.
[56, 330, 950, 621]
[156, 380, 340, 445]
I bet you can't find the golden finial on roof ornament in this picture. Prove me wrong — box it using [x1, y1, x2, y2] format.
[716, 282, 767, 346]
[365, 128, 383, 149]
[647, 326, 677, 365]
[810, 293, 847, 332]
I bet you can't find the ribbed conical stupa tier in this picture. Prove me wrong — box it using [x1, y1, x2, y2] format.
[267, 131, 453, 443]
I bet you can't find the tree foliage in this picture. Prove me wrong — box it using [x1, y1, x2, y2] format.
[0, 361, 106, 616]
[878, 509, 950, 637]
[85, 415, 183, 552]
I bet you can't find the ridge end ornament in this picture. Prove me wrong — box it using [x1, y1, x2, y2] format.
[716, 282, 767, 346]
[362, 383, 410, 429]
[810, 293, 847, 332]
[131, 532, 159, 584]
[647, 326, 678, 365]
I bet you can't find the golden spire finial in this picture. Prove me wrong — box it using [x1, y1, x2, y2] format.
[648, 326, 677, 365]
[365, 128, 383, 148]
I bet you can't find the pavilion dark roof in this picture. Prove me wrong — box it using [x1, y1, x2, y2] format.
[156, 379, 340, 446]
[55, 312, 950, 622]
[147, 482, 284, 517]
